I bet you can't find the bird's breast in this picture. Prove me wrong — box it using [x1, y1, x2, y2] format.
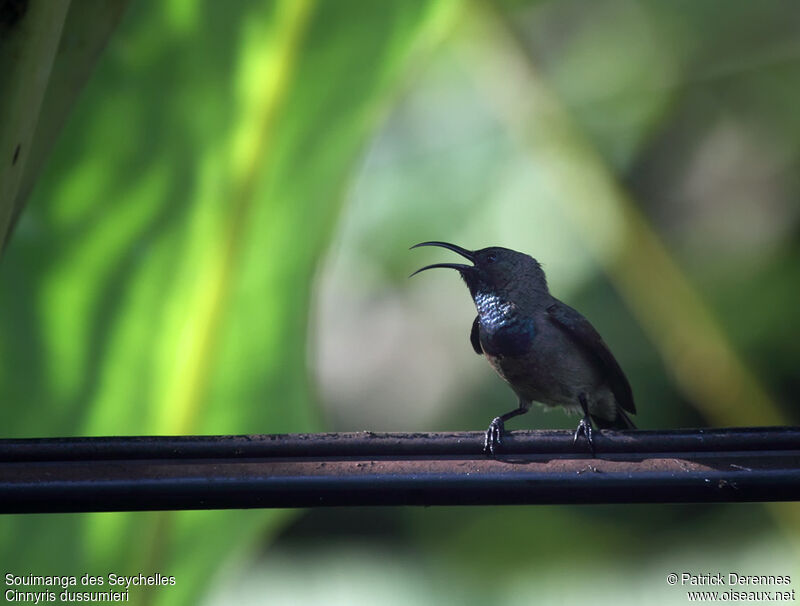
[474, 291, 536, 358]
[479, 316, 536, 358]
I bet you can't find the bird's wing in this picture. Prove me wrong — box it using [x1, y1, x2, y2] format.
[470, 315, 483, 355]
[546, 301, 636, 413]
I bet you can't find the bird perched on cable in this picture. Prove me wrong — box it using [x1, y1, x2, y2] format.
[411, 241, 636, 455]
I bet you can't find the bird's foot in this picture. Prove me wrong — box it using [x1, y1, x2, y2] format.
[484, 416, 505, 457]
[573, 414, 596, 456]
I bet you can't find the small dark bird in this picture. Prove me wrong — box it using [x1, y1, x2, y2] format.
[411, 241, 636, 455]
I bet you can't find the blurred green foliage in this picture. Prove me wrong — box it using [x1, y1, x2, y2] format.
[0, 0, 455, 604]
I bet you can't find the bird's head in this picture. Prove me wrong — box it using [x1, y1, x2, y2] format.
[410, 241, 548, 301]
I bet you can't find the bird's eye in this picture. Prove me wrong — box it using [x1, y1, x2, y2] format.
[486, 253, 496, 264]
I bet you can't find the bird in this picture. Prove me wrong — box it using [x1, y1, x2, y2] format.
[411, 241, 636, 456]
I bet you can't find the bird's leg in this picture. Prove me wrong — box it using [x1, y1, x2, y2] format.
[573, 393, 596, 456]
[484, 399, 531, 456]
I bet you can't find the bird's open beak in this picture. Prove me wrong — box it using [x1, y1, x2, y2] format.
[409, 241, 475, 277]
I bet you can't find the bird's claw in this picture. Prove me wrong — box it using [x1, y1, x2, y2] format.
[573, 415, 595, 456]
[483, 416, 504, 456]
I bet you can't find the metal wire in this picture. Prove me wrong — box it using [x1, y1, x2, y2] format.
[0, 427, 798, 513]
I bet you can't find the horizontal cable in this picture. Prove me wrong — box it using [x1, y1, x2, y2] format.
[0, 427, 798, 513]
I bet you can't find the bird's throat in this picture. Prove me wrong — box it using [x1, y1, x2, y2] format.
[474, 291, 516, 331]
[474, 291, 535, 357]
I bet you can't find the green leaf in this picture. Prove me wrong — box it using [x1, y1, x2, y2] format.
[0, 0, 457, 604]
[0, 0, 70, 248]
[2, 0, 130, 251]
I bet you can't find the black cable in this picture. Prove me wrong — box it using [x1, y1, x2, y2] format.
[0, 427, 798, 513]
